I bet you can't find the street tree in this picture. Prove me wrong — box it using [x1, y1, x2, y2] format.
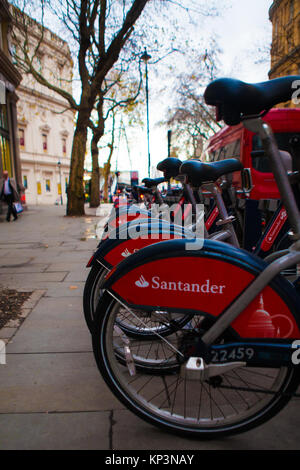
[11, 0, 150, 215]
[11, 0, 220, 214]
[89, 65, 143, 207]
[162, 44, 222, 159]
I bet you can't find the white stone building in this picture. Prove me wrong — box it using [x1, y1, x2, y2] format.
[12, 14, 75, 205]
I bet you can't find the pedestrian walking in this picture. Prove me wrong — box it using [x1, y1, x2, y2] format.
[0, 170, 20, 222]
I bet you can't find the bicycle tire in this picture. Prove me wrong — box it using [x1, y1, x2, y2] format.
[83, 264, 108, 333]
[92, 294, 300, 439]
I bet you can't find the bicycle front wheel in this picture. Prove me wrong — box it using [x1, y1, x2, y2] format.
[93, 295, 299, 438]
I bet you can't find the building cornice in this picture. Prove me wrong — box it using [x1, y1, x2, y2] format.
[269, 44, 300, 77]
[269, 0, 283, 20]
[0, 49, 22, 88]
[18, 84, 75, 114]
[10, 6, 72, 61]
[20, 155, 70, 169]
[22, 29, 72, 62]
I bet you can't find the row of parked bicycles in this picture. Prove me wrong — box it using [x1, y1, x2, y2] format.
[83, 75, 300, 438]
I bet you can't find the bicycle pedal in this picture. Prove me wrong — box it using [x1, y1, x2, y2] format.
[180, 357, 246, 381]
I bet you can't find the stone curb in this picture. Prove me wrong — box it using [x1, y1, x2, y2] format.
[0, 289, 46, 343]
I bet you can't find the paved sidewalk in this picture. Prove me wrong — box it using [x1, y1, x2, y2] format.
[0, 204, 299, 450]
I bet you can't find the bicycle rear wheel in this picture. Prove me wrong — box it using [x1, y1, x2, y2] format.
[83, 265, 108, 333]
[93, 295, 299, 438]
[84, 265, 193, 337]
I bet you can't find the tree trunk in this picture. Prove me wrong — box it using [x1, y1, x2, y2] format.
[90, 96, 105, 208]
[103, 112, 116, 203]
[103, 159, 112, 203]
[90, 135, 101, 207]
[66, 108, 90, 216]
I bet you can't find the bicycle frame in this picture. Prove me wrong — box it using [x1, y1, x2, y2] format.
[202, 117, 300, 346]
[254, 202, 289, 257]
[203, 182, 240, 247]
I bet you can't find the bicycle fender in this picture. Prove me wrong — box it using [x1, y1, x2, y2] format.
[103, 238, 300, 339]
[107, 205, 151, 230]
[90, 221, 190, 270]
[100, 207, 152, 241]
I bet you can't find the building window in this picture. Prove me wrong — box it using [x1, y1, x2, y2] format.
[23, 175, 28, 189]
[10, 43, 18, 65]
[37, 182, 42, 195]
[45, 179, 51, 192]
[42, 133, 47, 151]
[0, 105, 12, 176]
[36, 55, 42, 72]
[0, 79, 4, 104]
[58, 63, 64, 87]
[19, 128, 25, 148]
[62, 137, 67, 155]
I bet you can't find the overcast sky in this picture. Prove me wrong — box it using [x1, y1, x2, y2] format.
[214, 0, 273, 81]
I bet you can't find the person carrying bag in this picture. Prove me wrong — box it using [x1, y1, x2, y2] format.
[0, 170, 21, 222]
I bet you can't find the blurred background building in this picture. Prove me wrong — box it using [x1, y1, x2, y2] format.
[0, 0, 22, 213]
[11, 7, 75, 205]
[269, 0, 300, 108]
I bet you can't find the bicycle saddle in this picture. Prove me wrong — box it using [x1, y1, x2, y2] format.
[157, 157, 182, 179]
[204, 75, 300, 126]
[136, 185, 153, 194]
[180, 158, 243, 187]
[142, 177, 165, 188]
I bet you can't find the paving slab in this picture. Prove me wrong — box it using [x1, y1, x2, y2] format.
[0, 264, 49, 274]
[6, 297, 91, 353]
[41, 251, 94, 264]
[21, 290, 46, 309]
[0, 352, 121, 413]
[0, 256, 35, 267]
[64, 268, 90, 283]
[0, 280, 84, 296]
[0, 411, 111, 450]
[3, 250, 93, 265]
[0, 327, 18, 340]
[42, 282, 85, 297]
[0, 242, 46, 250]
[112, 400, 300, 450]
[45, 262, 89, 272]
[0, 272, 68, 286]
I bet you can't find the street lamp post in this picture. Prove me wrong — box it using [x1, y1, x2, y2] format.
[167, 130, 172, 191]
[167, 130, 172, 158]
[141, 47, 151, 178]
[58, 160, 63, 205]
